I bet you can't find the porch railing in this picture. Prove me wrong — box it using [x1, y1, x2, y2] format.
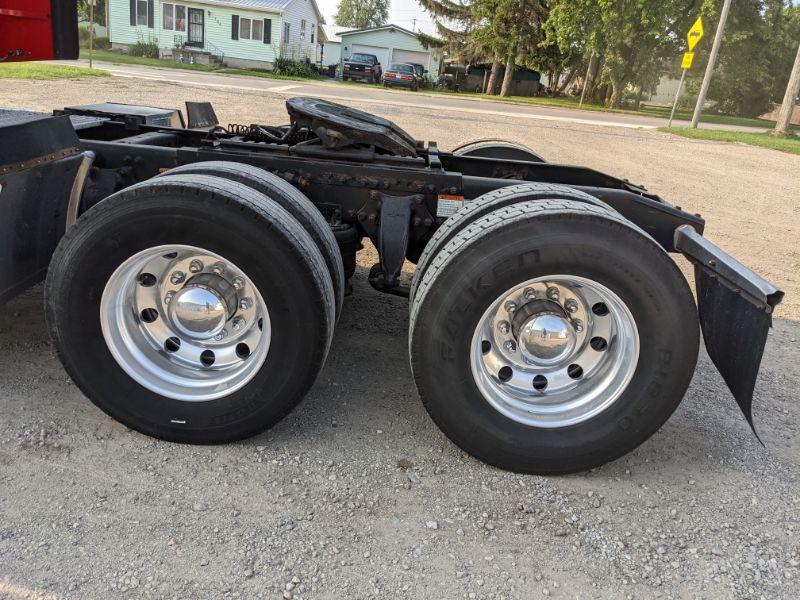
[173, 34, 225, 63]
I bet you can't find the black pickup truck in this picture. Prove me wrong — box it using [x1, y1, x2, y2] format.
[342, 52, 382, 83]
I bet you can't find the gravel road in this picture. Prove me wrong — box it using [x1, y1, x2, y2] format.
[1, 77, 798, 600]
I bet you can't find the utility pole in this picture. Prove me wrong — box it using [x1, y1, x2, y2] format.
[579, 52, 594, 107]
[773, 42, 800, 136]
[691, 0, 732, 128]
[88, 0, 95, 69]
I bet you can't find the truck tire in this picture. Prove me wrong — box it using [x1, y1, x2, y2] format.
[409, 199, 699, 475]
[410, 183, 613, 304]
[157, 161, 345, 321]
[452, 139, 547, 163]
[45, 175, 335, 444]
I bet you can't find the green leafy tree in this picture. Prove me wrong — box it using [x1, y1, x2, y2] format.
[687, 0, 800, 117]
[546, 0, 700, 107]
[335, 0, 389, 29]
[78, 0, 107, 27]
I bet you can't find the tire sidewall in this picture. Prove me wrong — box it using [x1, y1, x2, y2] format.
[411, 215, 698, 473]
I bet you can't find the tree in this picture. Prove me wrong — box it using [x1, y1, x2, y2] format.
[546, 0, 700, 107]
[334, 0, 389, 29]
[78, 0, 107, 27]
[686, 0, 800, 117]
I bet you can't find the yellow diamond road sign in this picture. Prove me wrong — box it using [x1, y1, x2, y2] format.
[687, 17, 704, 51]
[681, 52, 695, 70]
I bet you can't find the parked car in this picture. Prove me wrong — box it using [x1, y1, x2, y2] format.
[342, 53, 382, 84]
[404, 62, 428, 88]
[383, 63, 419, 91]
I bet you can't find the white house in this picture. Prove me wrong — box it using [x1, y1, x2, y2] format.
[317, 23, 341, 67]
[337, 24, 442, 81]
[107, 0, 325, 69]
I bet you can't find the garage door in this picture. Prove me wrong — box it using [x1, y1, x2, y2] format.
[351, 44, 391, 71]
[392, 49, 430, 70]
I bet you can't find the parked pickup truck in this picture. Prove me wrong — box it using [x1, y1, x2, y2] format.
[342, 53, 382, 83]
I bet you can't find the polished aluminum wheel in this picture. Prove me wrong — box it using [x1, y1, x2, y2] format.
[470, 275, 639, 428]
[100, 245, 270, 401]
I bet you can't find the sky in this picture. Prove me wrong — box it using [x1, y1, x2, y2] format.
[316, 0, 439, 36]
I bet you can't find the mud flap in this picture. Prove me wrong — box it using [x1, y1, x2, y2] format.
[674, 226, 784, 438]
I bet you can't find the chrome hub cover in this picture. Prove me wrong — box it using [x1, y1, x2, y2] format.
[518, 313, 576, 364]
[170, 285, 228, 339]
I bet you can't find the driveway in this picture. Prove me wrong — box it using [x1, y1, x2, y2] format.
[0, 75, 798, 600]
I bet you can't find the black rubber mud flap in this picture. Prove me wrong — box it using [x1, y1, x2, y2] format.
[675, 225, 784, 438]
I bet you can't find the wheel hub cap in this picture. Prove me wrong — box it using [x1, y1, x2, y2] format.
[171, 285, 228, 339]
[519, 313, 575, 364]
[100, 245, 271, 402]
[470, 276, 639, 428]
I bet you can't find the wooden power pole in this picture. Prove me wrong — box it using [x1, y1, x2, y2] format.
[773, 43, 800, 136]
[691, 0, 732, 128]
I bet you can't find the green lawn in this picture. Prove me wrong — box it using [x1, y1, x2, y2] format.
[80, 49, 321, 82]
[660, 127, 800, 155]
[0, 63, 109, 79]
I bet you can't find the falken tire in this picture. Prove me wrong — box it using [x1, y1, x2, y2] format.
[158, 161, 345, 321]
[410, 183, 613, 304]
[409, 199, 699, 475]
[46, 175, 335, 444]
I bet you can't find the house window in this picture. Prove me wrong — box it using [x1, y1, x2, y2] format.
[240, 17, 251, 40]
[238, 17, 263, 41]
[162, 4, 187, 32]
[252, 19, 263, 41]
[311, 27, 315, 44]
[300, 19, 306, 40]
[136, 0, 148, 26]
[283, 22, 290, 43]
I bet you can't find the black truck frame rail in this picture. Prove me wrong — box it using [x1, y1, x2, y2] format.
[0, 99, 783, 438]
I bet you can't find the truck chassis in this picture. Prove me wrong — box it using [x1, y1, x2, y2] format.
[0, 97, 783, 474]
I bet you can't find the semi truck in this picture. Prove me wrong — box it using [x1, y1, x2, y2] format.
[0, 1, 783, 474]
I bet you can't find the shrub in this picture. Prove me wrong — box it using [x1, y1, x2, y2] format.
[272, 57, 315, 78]
[130, 36, 160, 59]
[78, 26, 111, 50]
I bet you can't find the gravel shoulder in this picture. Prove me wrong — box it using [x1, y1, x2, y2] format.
[0, 77, 798, 600]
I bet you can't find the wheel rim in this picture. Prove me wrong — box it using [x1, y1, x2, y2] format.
[100, 245, 271, 401]
[470, 275, 639, 428]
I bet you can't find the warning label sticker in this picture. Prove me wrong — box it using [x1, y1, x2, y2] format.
[436, 194, 465, 218]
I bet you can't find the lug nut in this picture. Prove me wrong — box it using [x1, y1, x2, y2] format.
[572, 319, 584, 333]
[564, 299, 579, 313]
[524, 287, 536, 300]
[505, 301, 517, 314]
[214, 329, 228, 341]
[546, 286, 560, 301]
[232, 316, 246, 331]
[212, 262, 225, 275]
[504, 340, 517, 353]
[498, 320, 510, 334]
[165, 291, 175, 304]
[189, 259, 204, 274]
[239, 298, 252, 310]
[170, 271, 185, 285]
[232, 277, 244, 291]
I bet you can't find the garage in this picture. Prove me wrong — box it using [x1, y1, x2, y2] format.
[350, 44, 391, 71]
[337, 25, 443, 82]
[392, 49, 430, 69]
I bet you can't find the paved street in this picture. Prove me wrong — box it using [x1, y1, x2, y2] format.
[53, 59, 767, 132]
[0, 74, 797, 600]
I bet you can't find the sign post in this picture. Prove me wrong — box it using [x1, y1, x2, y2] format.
[668, 17, 704, 128]
[88, 0, 96, 69]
